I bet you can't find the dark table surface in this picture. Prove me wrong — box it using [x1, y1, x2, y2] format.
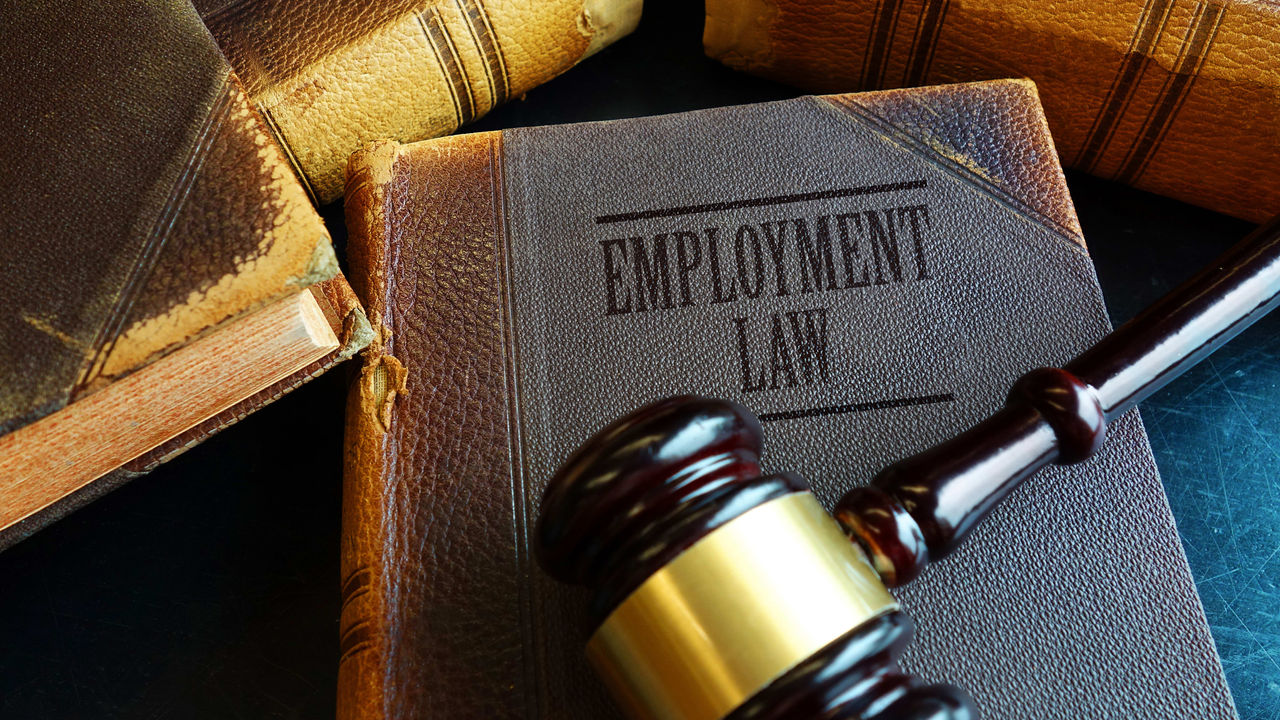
[2, 4, 1277, 718]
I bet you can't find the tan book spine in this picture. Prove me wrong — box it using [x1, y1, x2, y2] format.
[340, 131, 516, 718]
[339, 141, 406, 720]
[340, 141, 394, 720]
[204, 0, 642, 203]
[703, 0, 1280, 223]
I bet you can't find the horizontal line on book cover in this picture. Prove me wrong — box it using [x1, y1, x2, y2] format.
[758, 392, 955, 423]
[594, 180, 929, 224]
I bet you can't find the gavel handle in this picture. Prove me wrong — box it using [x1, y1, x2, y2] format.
[837, 214, 1280, 587]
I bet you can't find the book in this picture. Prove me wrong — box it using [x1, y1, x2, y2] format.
[194, 0, 644, 203]
[0, 0, 371, 548]
[703, 0, 1280, 224]
[340, 80, 1236, 718]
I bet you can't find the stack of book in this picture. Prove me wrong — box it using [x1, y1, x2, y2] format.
[5, 0, 1274, 717]
[0, 0, 640, 545]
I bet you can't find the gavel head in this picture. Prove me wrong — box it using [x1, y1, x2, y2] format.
[536, 396, 975, 720]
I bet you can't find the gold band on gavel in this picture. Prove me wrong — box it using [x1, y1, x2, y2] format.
[586, 491, 899, 720]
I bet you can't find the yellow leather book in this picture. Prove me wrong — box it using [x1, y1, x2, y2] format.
[704, 0, 1279, 223]
[195, 0, 644, 203]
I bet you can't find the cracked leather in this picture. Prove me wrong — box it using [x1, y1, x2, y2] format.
[341, 81, 1235, 719]
[704, 0, 1280, 224]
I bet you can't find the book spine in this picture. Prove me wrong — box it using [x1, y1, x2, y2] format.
[703, 0, 1280, 223]
[342, 131, 542, 718]
[338, 142, 406, 720]
[205, 0, 642, 203]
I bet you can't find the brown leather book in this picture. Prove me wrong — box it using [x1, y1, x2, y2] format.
[194, 0, 644, 203]
[0, 0, 371, 548]
[703, 0, 1279, 224]
[340, 80, 1236, 718]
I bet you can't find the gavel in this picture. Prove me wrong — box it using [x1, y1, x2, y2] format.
[535, 214, 1280, 720]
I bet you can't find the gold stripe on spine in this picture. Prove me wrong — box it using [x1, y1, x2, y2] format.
[587, 492, 898, 720]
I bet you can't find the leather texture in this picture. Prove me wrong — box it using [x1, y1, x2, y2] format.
[341, 81, 1235, 719]
[198, 0, 643, 202]
[0, 1, 368, 540]
[704, 0, 1280, 224]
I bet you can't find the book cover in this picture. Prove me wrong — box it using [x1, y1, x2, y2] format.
[703, 0, 1280, 224]
[0, 0, 371, 547]
[195, 0, 644, 202]
[341, 80, 1235, 718]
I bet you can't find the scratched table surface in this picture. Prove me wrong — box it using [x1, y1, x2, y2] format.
[1, 4, 1276, 718]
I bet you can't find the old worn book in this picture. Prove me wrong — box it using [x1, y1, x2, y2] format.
[0, 0, 371, 548]
[194, 0, 644, 203]
[341, 80, 1236, 718]
[703, 0, 1279, 224]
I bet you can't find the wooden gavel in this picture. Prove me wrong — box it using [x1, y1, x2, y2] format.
[536, 214, 1280, 720]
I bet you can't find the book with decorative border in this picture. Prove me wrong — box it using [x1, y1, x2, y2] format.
[340, 79, 1235, 718]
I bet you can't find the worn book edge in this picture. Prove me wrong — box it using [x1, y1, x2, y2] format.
[0, 276, 371, 550]
[0, 289, 338, 534]
[82, 74, 341, 394]
[340, 139, 409, 720]
[342, 129, 520, 717]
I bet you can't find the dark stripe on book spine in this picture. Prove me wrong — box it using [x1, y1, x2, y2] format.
[594, 181, 928, 224]
[1114, 0, 1226, 184]
[861, 0, 905, 89]
[902, 0, 950, 87]
[1074, 0, 1175, 171]
[199, 0, 251, 23]
[758, 393, 956, 422]
[337, 566, 375, 663]
[338, 619, 374, 663]
[417, 6, 475, 127]
[339, 566, 373, 614]
[458, 0, 510, 108]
